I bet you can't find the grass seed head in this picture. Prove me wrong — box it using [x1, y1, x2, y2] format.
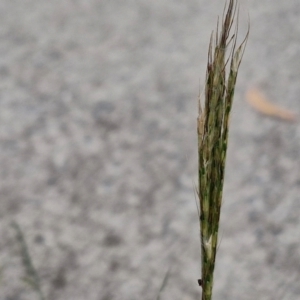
[198, 1, 248, 299]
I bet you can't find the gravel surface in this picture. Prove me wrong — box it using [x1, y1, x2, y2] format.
[0, 1, 300, 300]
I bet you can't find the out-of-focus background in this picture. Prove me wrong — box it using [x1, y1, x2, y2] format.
[0, 1, 300, 299]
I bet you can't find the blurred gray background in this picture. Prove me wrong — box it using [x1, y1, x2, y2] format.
[0, 1, 300, 299]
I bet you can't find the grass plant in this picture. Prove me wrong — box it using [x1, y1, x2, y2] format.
[197, 1, 248, 299]
[7, 2, 248, 300]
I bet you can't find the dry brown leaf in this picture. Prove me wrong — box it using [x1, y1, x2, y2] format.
[246, 88, 297, 122]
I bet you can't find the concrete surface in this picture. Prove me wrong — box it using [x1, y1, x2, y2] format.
[0, 0, 300, 299]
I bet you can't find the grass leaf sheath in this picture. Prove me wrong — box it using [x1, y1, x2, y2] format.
[197, 1, 248, 299]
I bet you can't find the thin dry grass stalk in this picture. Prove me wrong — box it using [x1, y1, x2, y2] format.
[12, 222, 45, 300]
[197, 1, 248, 299]
[246, 88, 298, 121]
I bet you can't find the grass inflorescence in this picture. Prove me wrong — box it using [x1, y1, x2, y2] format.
[197, 1, 248, 299]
